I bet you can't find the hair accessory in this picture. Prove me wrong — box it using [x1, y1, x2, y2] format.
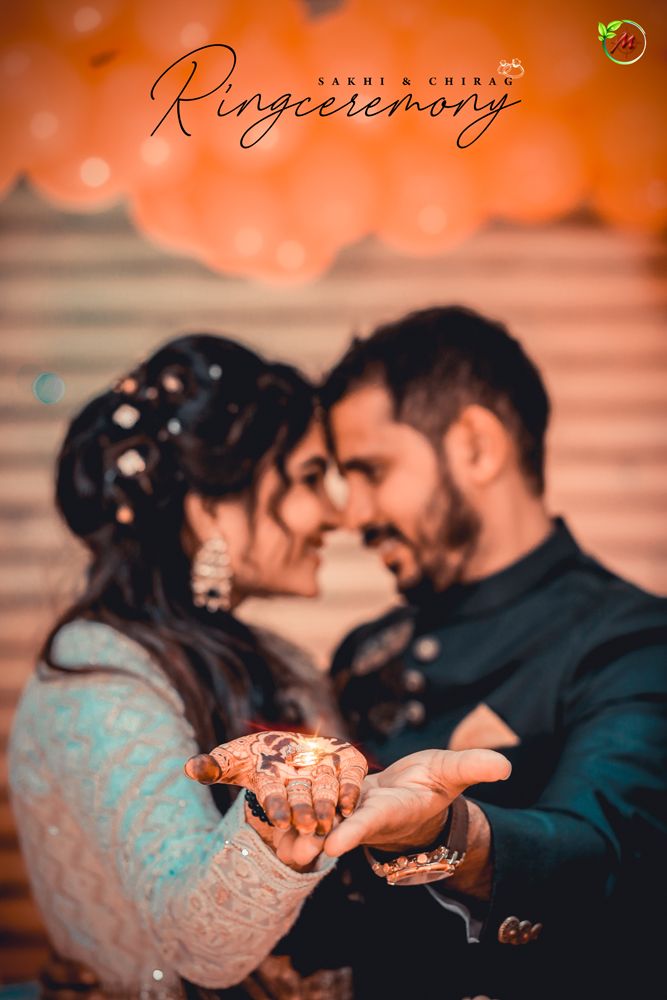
[112, 404, 140, 430]
[116, 504, 134, 524]
[116, 448, 146, 477]
[161, 372, 184, 393]
[166, 418, 182, 435]
[191, 535, 233, 612]
[209, 364, 223, 380]
[115, 376, 139, 395]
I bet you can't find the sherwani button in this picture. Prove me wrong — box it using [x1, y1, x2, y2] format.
[530, 922, 543, 941]
[413, 635, 441, 662]
[498, 915, 520, 944]
[405, 700, 426, 725]
[404, 668, 426, 693]
[518, 920, 533, 944]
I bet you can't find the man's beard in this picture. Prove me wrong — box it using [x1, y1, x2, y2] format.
[400, 460, 481, 606]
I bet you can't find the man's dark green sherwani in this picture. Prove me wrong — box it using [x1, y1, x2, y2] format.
[294, 518, 667, 1000]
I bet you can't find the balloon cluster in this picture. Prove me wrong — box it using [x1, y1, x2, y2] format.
[1, 0, 665, 283]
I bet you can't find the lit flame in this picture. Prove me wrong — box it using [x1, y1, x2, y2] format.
[288, 736, 331, 768]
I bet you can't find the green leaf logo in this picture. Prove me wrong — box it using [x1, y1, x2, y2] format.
[597, 18, 623, 42]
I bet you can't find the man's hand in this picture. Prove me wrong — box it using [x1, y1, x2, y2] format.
[323, 748, 511, 857]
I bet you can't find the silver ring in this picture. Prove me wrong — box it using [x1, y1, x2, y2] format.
[287, 779, 311, 790]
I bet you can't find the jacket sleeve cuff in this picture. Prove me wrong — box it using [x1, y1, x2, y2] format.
[473, 799, 611, 945]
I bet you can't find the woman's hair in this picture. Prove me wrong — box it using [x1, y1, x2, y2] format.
[44, 334, 318, 786]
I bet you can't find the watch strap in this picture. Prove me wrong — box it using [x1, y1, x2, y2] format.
[446, 793, 469, 858]
[370, 796, 469, 886]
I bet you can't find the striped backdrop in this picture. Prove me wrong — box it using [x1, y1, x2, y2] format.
[1, 180, 665, 979]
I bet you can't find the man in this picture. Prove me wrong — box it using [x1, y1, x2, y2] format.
[317, 305, 667, 1000]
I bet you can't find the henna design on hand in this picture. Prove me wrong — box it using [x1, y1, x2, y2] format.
[185, 732, 367, 835]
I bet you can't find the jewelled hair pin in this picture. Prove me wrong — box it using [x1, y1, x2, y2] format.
[115, 376, 139, 394]
[116, 504, 134, 524]
[116, 448, 146, 477]
[112, 404, 140, 430]
[161, 372, 184, 393]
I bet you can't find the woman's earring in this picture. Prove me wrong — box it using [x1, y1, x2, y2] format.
[191, 536, 233, 612]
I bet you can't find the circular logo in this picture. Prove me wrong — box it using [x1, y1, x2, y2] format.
[602, 20, 647, 64]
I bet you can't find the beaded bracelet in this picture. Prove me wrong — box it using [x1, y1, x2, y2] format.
[244, 788, 273, 826]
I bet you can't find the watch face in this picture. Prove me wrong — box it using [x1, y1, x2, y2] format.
[388, 864, 456, 886]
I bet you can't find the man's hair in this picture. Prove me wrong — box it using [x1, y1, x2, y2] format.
[321, 305, 550, 495]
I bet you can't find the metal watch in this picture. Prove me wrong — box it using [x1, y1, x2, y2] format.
[370, 795, 469, 886]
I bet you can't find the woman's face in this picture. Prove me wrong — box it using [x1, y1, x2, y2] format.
[214, 420, 341, 601]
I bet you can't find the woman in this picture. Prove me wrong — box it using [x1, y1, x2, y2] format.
[8, 333, 363, 998]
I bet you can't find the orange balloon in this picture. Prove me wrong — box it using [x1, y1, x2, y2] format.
[130, 176, 202, 255]
[376, 134, 483, 255]
[37, 0, 124, 43]
[590, 98, 667, 233]
[0, 41, 89, 170]
[190, 157, 338, 283]
[202, 37, 312, 169]
[190, 158, 286, 273]
[95, 60, 198, 190]
[281, 138, 378, 248]
[482, 113, 586, 224]
[27, 147, 126, 209]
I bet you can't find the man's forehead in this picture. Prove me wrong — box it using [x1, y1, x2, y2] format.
[331, 383, 395, 437]
[329, 384, 397, 453]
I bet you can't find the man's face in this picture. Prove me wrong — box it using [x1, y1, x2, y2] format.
[329, 383, 480, 599]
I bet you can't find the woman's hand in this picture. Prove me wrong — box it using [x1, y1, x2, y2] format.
[245, 812, 332, 872]
[185, 731, 368, 836]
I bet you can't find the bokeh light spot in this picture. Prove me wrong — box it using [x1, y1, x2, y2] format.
[73, 7, 103, 33]
[2, 50, 30, 77]
[80, 157, 111, 187]
[276, 240, 305, 270]
[30, 112, 59, 141]
[32, 372, 65, 405]
[180, 22, 209, 49]
[259, 128, 280, 152]
[418, 204, 447, 234]
[235, 227, 264, 257]
[140, 137, 171, 167]
[646, 180, 667, 209]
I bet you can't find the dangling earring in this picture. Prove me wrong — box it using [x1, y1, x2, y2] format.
[191, 536, 233, 612]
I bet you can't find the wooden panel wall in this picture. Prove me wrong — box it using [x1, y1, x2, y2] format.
[1, 181, 665, 979]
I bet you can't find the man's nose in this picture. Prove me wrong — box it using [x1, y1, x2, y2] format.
[320, 493, 343, 533]
[343, 482, 375, 532]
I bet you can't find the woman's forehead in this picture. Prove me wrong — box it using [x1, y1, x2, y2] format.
[287, 421, 330, 468]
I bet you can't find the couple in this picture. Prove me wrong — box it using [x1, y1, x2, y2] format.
[9, 306, 667, 1000]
